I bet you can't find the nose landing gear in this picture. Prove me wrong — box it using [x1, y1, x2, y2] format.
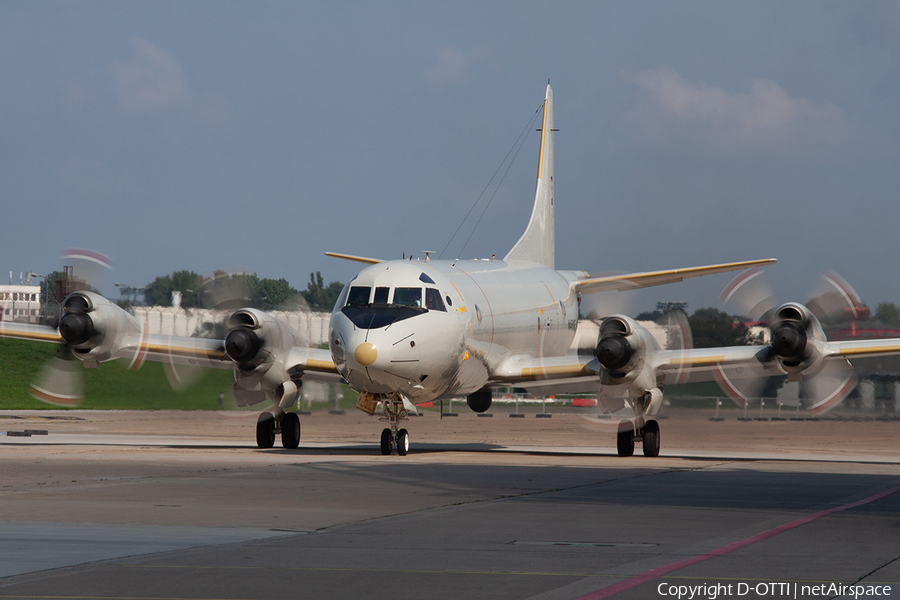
[378, 394, 412, 455]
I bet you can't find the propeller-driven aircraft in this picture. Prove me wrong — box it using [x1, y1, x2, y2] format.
[5, 85, 900, 457]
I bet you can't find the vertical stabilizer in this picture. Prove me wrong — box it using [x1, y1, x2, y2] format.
[504, 84, 555, 268]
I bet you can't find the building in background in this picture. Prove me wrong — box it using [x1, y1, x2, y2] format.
[0, 284, 41, 323]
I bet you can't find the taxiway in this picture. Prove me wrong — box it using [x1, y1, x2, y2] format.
[1, 410, 898, 599]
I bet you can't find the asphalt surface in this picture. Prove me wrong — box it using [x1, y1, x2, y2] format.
[1, 410, 898, 600]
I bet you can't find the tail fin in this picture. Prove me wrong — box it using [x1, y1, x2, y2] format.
[504, 84, 555, 268]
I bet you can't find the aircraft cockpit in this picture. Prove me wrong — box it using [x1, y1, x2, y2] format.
[339, 271, 451, 329]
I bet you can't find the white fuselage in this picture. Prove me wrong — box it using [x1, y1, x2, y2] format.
[328, 258, 585, 402]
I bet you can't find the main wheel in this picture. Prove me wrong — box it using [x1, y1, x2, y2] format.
[397, 428, 409, 456]
[282, 412, 301, 449]
[642, 420, 660, 457]
[380, 428, 392, 455]
[256, 412, 276, 449]
[616, 422, 634, 457]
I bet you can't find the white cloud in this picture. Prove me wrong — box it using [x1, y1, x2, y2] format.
[110, 37, 189, 112]
[623, 68, 851, 154]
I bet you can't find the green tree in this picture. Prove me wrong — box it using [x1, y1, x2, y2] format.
[875, 302, 900, 328]
[202, 271, 258, 309]
[301, 271, 344, 311]
[689, 307, 754, 349]
[257, 278, 300, 309]
[144, 270, 205, 307]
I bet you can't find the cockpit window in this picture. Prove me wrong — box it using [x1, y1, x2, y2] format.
[347, 286, 371, 307]
[373, 287, 390, 304]
[333, 284, 350, 313]
[425, 288, 446, 311]
[419, 272, 436, 284]
[393, 287, 422, 307]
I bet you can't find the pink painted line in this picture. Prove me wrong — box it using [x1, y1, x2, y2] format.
[574, 486, 900, 600]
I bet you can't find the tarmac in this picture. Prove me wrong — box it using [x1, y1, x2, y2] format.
[0, 408, 898, 600]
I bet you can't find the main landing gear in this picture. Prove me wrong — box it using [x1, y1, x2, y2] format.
[256, 410, 301, 450]
[379, 394, 411, 456]
[614, 388, 663, 457]
[616, 419, 660, 457]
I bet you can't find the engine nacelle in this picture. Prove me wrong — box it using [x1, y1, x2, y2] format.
[767, 302, 827, 379]
[59, 291, 142, 364]
[595, 315, 660, 385]
[225, 308, 308, 406]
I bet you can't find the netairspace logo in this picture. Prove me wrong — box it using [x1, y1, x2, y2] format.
[656, 582, 893, 599]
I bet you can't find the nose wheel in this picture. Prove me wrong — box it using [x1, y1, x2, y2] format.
[380, 427, 410, 455]
[378, 395, 412, 455]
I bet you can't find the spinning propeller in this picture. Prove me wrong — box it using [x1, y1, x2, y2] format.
[717, 268, 864, 414]
[30, 250, 114, 406]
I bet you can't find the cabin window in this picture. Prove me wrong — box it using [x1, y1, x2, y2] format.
[425, 288, 446, 311]
[373, 287, 390, 304]
[346, 286, 371, 307]
[445, 295, 453, 307]
[393, 287, 422, 308]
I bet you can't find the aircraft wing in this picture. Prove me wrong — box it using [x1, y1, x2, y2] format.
[491, 353, 599, 388]
[109, 334, 342, 380]
[0, 321, 340, 380]
[824, 339, 900, 359]
[491, 335, 900, 396]
[0, 321, 62, 343]
[490, 346, 766, 391]
[574, 258, 777, 295]
[124, 334, 230, 370]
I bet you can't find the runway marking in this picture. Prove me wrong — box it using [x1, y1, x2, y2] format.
[574, 485, 900, 599]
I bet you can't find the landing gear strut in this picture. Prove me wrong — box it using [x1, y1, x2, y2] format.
[378, 394, 411, 455]
[256, 410, 301, 449]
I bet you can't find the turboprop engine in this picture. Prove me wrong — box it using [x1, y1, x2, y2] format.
[594, 315, 664, 414]
[765, 302, 827, 380]
[224, 308, 308, 408]
[58, 291, 143, 365]
[595, 315, 660, 385]
[26, 291, 147, 406]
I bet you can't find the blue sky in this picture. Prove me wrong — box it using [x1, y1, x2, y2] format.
[3, 2, 900, 314]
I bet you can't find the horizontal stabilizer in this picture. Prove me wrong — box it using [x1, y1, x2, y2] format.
[324, 252, 383, 265]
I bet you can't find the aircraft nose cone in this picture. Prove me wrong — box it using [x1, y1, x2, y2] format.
[355, 342, 378, 366]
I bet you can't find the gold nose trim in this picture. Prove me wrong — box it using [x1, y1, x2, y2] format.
[355, 342, 377, 366]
